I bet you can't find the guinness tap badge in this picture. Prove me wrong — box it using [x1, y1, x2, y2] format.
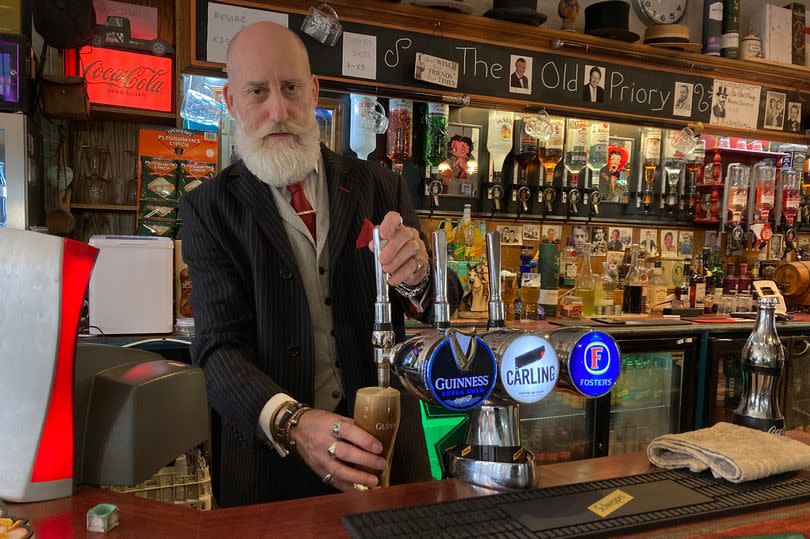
[425, 329, 497, 411]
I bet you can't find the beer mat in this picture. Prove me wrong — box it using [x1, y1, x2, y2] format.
[343, 468, 810, 538]
[647, 422, 810, 483]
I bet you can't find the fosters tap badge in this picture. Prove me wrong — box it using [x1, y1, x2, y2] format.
[567, 331, 621, 398]
[499, 335, 559, 404]
[425, 330, 497, 412]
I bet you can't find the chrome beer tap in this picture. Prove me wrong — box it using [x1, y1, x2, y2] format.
[372, 226, 395, 387]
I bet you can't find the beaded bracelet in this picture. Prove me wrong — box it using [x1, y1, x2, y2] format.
[272, 401, 305, 447]
[283, 405, 312, 451]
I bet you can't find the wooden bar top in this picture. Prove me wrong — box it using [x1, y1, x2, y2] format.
[10, 442, 810, 538]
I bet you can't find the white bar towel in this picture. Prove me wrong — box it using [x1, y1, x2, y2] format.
[647, 422, 810, 483]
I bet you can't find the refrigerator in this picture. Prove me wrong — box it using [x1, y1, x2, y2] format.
[706, 335, 810, 431]
[519, 335, 699, 461]
[0, 112, 41, 230]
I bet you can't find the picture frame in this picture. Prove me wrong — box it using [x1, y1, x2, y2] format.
[316, 96, 344, 152]
[439, 122, 482, 199]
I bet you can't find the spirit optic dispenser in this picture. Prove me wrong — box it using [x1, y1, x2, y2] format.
[640, 128, 662, 214]
[563, 119, 589, 215]
[486, 110, 514, 215]
[538, 117, 564, 216]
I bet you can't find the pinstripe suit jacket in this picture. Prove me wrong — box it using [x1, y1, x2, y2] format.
[180, 146, 461, 507]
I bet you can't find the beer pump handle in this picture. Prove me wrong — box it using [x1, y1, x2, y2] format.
[372, 226, 394, 387]
[486, 231, 505, 329]
[433, 230, 451, 329]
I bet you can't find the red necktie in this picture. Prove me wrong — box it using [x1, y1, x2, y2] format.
[287, 181, 316, 242]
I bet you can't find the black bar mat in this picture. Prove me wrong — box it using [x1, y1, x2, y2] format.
[343, 469, 810, 538]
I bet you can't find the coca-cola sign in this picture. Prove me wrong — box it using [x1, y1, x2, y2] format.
[76, 46, 173, 112]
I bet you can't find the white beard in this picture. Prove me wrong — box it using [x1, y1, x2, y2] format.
[234, 116, 322, 188]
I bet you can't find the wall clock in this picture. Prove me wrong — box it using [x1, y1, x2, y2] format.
[636, 0, 687, 24]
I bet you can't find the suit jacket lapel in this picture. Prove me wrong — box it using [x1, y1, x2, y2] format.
[227, 163, 302, 283]
[323, 146, 360, 272]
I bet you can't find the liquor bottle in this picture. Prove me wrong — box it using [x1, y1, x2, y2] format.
[594, 261, 617, 316]
[685, 138, 705, 215]
[727, 163, 750, 224]
[622, 245, 644, 314]
[424, 103, 449, 176]
[703, 0, 723, 56]
[737, 263, 752, 295]
[754, 162, 776, 223]
[513, 118, 538, 185]
[539, 242, 560, 317]
[386, 99, 413, 173]
[453, 204, 472, 260]
[720, 0, 740, 58]
[487, 110, 515, 184]
[538, 117, 564, 186]
[647, 262, 669, 314]
[560, 237, 578, 288]
[723, 264, 738, 295]
[731, 297, 785, 435]
[782, 169, 801, 227]
[689, 254, 706, 310]
[641, 128, 662, 213]
[576, 243, 597, 317]
[702, 248, 716, 314]
[587, 121, 610, 189]
[349, 94, 378, 160]
[676, 262, 691, 309]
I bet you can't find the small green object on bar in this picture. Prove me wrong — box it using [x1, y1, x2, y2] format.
[87, 503, 119, 533]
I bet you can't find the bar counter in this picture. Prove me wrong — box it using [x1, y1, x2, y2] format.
[11, 432, 810, 538]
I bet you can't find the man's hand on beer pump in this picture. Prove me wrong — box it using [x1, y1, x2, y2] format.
[292, 410, 386, 492]
[372, 212, 429, 287]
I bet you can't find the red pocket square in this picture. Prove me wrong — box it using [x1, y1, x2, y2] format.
[356, 218, 374, 249]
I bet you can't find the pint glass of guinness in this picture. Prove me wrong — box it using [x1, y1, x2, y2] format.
[353, 386, 400, 487]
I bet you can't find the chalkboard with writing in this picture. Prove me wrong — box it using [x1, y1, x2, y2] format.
[194, 0, 804, 134]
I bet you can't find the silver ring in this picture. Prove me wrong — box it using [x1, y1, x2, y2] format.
[328, 442, 337, 458]
[332, 421, 342, 439]
[412, 257, 424, 275]
[322, 472, 332, 485]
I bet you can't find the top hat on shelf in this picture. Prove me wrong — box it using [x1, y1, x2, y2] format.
[483, 0, 548, 26]
[584, 1, 640, 42]
[643, 24, 702, 52]
[410, 0, 474, 13]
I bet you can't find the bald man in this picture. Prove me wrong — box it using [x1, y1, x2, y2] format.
[181, 22, 461, 506]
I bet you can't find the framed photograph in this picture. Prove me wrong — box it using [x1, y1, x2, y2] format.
[787, 102, 802, 133]
[768, 234, 784, 261]
[591, 226, 608, 255]
[573, 225, 589, 252]
[582, 65, 605, 103]
[316, 97, 343, 152]
[542, 224, 562, 244]
[640, 229, 659, 257]
[522, 224, 541, 242]
[607, 227, 632, 252]
[763, 91, 786, 131]
[440, 122, 481, 198]
[673, 82, 694, 117]
[497, 225, 523, 246]
[678, 230, 694, 258]
[661, 230, 678, 258]
[509, 55, 532, 95]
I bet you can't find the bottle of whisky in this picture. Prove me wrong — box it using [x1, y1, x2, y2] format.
[690, 255, 706, 310]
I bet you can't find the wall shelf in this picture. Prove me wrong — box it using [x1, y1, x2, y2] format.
[71, 203, 138, 211]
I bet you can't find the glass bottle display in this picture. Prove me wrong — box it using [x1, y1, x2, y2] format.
[513, 117, 538, 185]
[386, 99, 413, 173]
[487, 110, 515, 183]
[647, 262, 668, 314]
[424, 103, 449, 174]
[662, 131, 684, 213]
[594, 261, 617, 315]
[753, 161, 776, 223]
[622, 244, 644, 314]
[641, 128, 662, 213]
[723, 264, 738, 295]
[689, 254, 706, 310]
[727, 163, 750, 224]
[349, 94, 378, 160]
[576, 243, 597, 317]
[685, 138, 705, 215]
[782, 168, 801, 227]
[538, 117, 564, 186]
[587, 121, 610, 189]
